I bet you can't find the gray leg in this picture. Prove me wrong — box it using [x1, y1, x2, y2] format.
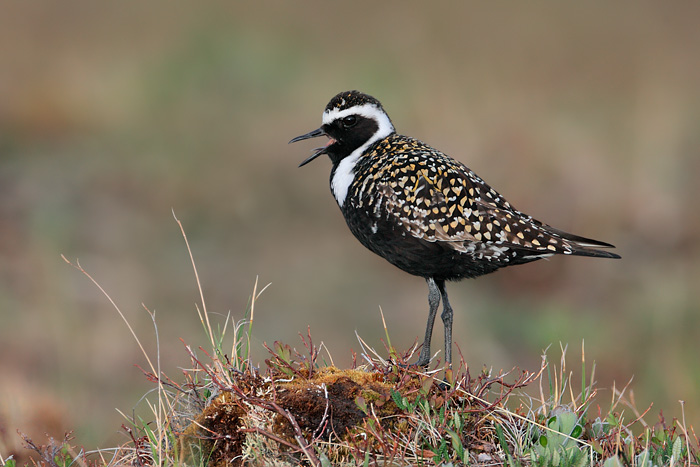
[437, 280, 453, 366]
[416, 277, 441, 367]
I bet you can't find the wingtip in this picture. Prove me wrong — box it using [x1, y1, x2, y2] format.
[571, 247, 621, 259]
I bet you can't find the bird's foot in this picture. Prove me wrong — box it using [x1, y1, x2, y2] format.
[436, 380, 451, 391]
[412, 358, 431, 369]
[393, 359, 428, 370]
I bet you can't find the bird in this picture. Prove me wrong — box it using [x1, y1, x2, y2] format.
[290, 90, 620, 367]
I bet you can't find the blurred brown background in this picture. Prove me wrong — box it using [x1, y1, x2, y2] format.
[1, 1, 699, 457]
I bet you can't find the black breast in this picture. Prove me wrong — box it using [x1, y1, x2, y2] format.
[338, 135, 507, 281]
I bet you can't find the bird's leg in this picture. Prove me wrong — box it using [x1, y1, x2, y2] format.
[416, 277, 441, 367]
[437, 280, 453, 366]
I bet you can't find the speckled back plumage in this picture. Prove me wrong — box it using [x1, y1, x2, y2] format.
[340, 132, 617, 281]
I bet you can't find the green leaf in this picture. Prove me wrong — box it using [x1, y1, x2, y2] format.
[551, 449, 560, 466]
[636, 449, 651, 467]
[391, 389, 409, 411]
[319, 452, 332, 467]
[452, 412, 463, 431]
[445, 428, 465, 462]
[571, 424, 583, 439]
[602, 455, 624, 467]
[419, 375, 433, 396]
[355, 396, 368, 414]
[496, 424, 515, 466]
[672, 436, 682, 462]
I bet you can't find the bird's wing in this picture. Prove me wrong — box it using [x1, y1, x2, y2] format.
[373, 163, 476, 246]
[374, 151, 577, 260]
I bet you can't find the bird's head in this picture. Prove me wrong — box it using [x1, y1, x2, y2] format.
[289, 90, 395, 167]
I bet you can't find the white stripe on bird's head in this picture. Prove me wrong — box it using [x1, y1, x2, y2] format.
[322, 103, 395, 140]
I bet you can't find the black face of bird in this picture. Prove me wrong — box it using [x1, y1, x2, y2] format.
[290, 92, 395, 167]
[290, 113, 382, 167]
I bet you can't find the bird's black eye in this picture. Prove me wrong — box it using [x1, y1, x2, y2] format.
[342, 115, 358, 128]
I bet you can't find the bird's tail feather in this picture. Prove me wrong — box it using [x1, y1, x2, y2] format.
[569, 247, 621, 259]
[544, 226, 621, 259]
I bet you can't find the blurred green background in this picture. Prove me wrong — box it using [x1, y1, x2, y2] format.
[1, 1, 699, 456]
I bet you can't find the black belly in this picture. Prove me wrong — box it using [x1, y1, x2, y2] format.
[342, 206, 502, 281]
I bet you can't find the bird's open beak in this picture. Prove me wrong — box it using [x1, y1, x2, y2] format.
[289, 127, 335, 167]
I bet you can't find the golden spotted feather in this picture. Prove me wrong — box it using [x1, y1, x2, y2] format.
[344, 134, 615, 273]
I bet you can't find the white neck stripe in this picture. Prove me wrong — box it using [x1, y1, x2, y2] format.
[325, 103, 396, 208]
[323, 104, 395, 135]
[331, 149, 364, 208]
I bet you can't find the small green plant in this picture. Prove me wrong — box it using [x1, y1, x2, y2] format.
[496, 423, 518, 466]
[530, 409, 588, 467]
[604, 433, 688, 467]
[264, 326, 322, 379]
[17, 433, 79, 467]
[642, 427, 686, 467]
[266, 340, 296, 377]
[384, 383, 475, 464]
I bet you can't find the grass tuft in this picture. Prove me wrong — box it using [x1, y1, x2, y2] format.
[95, 320, 700, 466]
[19, 220, 697, 467]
